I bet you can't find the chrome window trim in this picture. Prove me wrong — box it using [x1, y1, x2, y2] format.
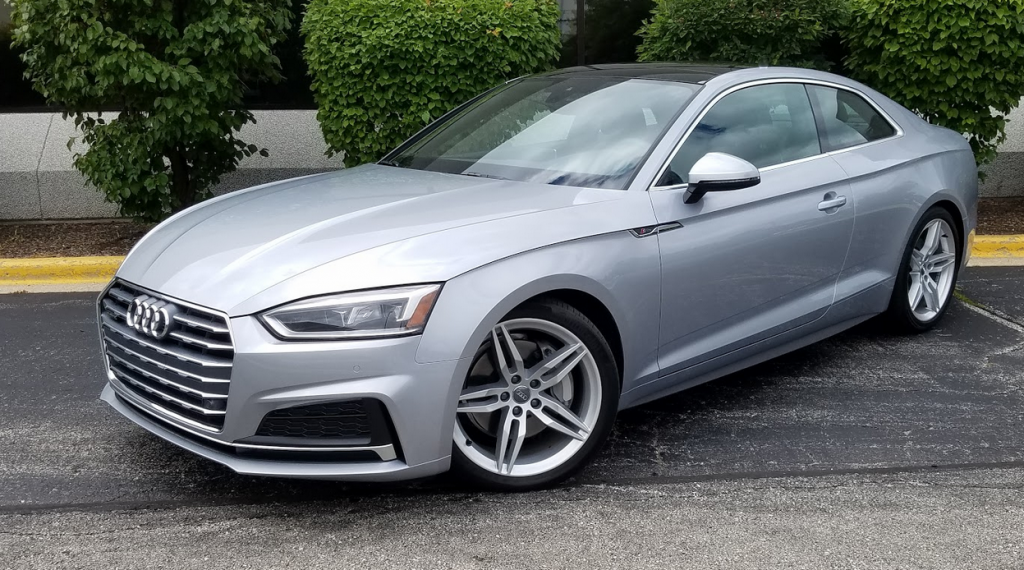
[108, 377, 398, 461]
[649, 78, 905, 191]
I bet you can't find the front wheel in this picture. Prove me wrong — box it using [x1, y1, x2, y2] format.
[886, 206, 962, 332]
[451, 299, 619, 491]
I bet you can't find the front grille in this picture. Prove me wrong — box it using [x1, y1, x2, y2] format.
[99, 280, 233, 431]
[255, 401, 372, 440]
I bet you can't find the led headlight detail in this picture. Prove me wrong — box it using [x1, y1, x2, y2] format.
[259, 284, 441, 340]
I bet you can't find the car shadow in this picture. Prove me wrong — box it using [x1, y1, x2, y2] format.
[122, 315, 918, 504]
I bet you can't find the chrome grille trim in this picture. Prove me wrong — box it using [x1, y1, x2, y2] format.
[107, 287, 135, 304]
[110, 366, 227, 416]
[101, 298, 128, 319]
[99, 280, 234, 432]
[108, 377, 229, 434]
[170, 330, 234, 351]
[173, 313, 230, 334]
[101, 315, 232, 368]
[102, 334, 230, 384]
[106, 352, 229, 399]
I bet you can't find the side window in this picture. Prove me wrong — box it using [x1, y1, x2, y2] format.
[658, 83, 820, 186]
[807, 85, 896, 152]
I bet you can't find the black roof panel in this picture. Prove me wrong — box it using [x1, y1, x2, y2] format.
[538, 63, 747, 84]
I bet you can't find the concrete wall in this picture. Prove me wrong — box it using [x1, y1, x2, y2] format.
[0, 110, 343, 220]
[1, 103, 1022, 221]
[978, 103, 1024, 198]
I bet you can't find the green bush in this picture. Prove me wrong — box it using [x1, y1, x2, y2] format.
[845, 0, 1024, 167]
[12, 0, 293, 222]
[303, 0, 561, 167]
[637, 0, 850, 70]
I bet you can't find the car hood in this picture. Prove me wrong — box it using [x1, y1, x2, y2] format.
[118, 164, 654, 316]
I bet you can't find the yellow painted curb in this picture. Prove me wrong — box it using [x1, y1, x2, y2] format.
[0, 256, 123, 286]
[971, 235, 1024, 259]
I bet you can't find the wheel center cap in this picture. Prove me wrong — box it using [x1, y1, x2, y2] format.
[512, 386, 531, 404]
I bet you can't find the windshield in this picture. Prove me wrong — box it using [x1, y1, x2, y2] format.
[387, 77, 701, 189]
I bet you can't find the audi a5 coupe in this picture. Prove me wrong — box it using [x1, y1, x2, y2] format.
[98, 64, 977, 489]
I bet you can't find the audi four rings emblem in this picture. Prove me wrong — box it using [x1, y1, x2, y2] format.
[126, 295, 179, 340]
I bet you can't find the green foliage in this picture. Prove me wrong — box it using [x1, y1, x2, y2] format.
[845, 0, 1024, 167]
[11, 0, 293, 222]
[637, 0, 850, 70]
[303, 0, 561, 167]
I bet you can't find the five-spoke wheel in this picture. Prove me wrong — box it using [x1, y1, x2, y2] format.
[888, 206, 962, 331]
[907, 218, 957, 321]
[451, 299, 618, 489]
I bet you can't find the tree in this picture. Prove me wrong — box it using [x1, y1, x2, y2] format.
[303, 0, 561, 167]
[12, 0, 293, 222]
[845, 0, 1024, 168]
[637, 0, 849, 71]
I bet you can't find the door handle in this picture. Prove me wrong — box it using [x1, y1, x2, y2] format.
[818, 195, 847, 212]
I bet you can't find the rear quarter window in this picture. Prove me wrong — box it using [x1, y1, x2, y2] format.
[807, 85, 896, 152]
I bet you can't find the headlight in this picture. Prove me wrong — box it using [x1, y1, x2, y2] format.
[259, 284, 441, 340]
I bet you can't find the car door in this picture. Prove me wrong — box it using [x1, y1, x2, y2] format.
[648, 81, 856, 378]
[804, 83, 910, 303]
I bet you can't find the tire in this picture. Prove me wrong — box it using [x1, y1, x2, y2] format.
[451, 298, 620, 491]
[885, 206, 962, 332]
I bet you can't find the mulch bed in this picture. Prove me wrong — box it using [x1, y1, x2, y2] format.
[1, 198, 1023, 259]
[0, 221, 152, 258]
[977, 197, 1024, 236]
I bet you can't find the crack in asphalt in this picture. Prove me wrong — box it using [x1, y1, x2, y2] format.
[3, 459, 1023, 517]
[583, 459, 1024, 488]
[952, 293, 1024, 372]
[954, 290, 1024, 333]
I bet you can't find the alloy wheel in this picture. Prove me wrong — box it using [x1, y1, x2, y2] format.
[454, 318, 602, 478]
[907, 218, 957, 322]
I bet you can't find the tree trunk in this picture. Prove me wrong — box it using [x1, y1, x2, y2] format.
[168, 149, 194, 213]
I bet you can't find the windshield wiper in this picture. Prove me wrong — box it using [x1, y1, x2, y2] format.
[461, 171, 508, 180]
[379, 159, 402, 167]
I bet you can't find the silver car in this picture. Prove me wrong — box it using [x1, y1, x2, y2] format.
[98, 64, 977, 490]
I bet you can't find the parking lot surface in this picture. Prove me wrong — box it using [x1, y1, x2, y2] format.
[1, 267, 1022, 568]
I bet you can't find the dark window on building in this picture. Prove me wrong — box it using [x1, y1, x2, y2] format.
[560, 0, 654, 67]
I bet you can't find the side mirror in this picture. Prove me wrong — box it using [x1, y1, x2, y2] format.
[684, 152, 761, 204]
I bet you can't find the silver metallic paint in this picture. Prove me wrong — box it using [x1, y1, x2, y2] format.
[102, 67, 978, 480]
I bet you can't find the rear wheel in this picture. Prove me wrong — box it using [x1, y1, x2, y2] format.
[451, 299, 619, 490]
[886, 206, 961, 332]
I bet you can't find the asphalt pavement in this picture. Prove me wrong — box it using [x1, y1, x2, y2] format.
[1, 267, 1022, 569]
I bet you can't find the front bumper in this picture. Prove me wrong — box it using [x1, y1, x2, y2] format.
[101, 310, 470, 481]
[101, 385, 449, 481]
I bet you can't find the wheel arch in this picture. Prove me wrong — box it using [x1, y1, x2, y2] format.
[892, 192, 970, 279]
[415, 230, 661, 394]
[931, 199, 966, 254]
[914, 194, 968, 256]
[429, 272, 628, 364]
[517, 289, 625, 385]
